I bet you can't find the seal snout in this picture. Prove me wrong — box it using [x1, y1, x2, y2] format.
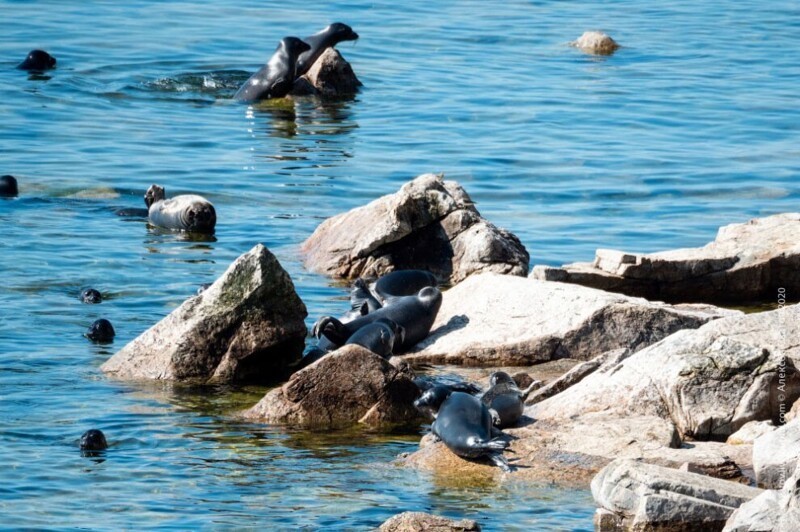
[186, 205, 217, 232]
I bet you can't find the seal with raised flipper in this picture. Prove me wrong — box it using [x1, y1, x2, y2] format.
[144, 184, 216, 233]
[414, 385, 510, 471]
[344, 317, 405, 359]
[234, 37, 311, 102]
[481, 371, 538, 428]
[294, 23, 359, 79]
[312, 286, 442, 354]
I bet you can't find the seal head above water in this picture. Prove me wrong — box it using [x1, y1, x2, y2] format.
[144, 184, 216, 233]
[80, 429, 108, 451]
[234, 37, 311, 102]
[1, 175, 19, 197]
[17, 50, 57, 71]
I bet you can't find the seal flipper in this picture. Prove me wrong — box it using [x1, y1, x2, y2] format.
[489, 408, 502, 427]
[350, 278, 382, 313]
[312, 316, 350, 345]
[520, 380, 541, 401]
[488, 453, 512, 473]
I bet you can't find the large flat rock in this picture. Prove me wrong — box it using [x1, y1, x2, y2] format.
[530, 304, 800, 440]
[532, 213, 800, 304]
[723, 464, 800, 531]
[242, 345, 423, 429]
[301, 174, 529, 284]
[102, 244, 307, 383]
[402, 273, 737, 366]
[592, 459, 761, 531]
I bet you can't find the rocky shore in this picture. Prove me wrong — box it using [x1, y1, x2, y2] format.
[104, 175, 800, 531]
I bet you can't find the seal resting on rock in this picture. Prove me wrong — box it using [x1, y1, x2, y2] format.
[1, 175, 19, 197]
[85, 318, 115, 343]
[373, 270, 438, 303]
[414, 385, 511, 472]
[481, 371, 537, 428]
[17, 50, 56, 71]
[313, 286, 442, 353]
[144, 184, 216, 233]
[80, 429, 108, 451]
[344, 317, 405, 359]
[234, 37, 311, 102]
[294, 22, 359, 78]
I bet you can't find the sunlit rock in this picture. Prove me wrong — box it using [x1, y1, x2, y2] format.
[572, 31, 620, 55]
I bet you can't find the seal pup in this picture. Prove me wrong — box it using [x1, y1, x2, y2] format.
[17, 50, 56, 71]
[414, 386, 510, 472]
[85, 318, 115, 343]
[344, 317, 405, 359]
[313, 286, 442, 353]
[144, 184, 216, 233]
[80, 429, 108, 451]
[373, 270, 438, 303]
[1, 175, 19, 197]
[294, 23, 359, 79]
[481, 371, 538, 428]
[80, 288, 102, 304]
[234, 37, 311, 102]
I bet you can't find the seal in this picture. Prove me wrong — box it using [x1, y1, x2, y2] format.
[17, 50, 56, 71]
[234, 37, 311, 102]
[1, 175, 19, 197]
[414, 386, 510, 471]
[85, 318, 115, 343]
[345, 278, 382, 320]
[80, 429, 108, 451]
[144, 184, 216, 233]
[80, 288, 102, 304]
[480, 371, 537, 428]
[344, 317, 405, 359]
[373, 270, 438, 303]
[312, 286, 442, 353]
[294, 23, 359, 79]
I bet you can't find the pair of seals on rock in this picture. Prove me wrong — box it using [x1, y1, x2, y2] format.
[481, 371, 537, 428]
[414, 385, 511, 472]
[314, 285, 442, 353]
[18, 50, 56, 71]
[144, 184, 216, 233]
[1, 175, 18, 197]
[234, 23, 358, 102]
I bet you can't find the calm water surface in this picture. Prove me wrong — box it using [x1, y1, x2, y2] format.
[2, 0, 798, 529]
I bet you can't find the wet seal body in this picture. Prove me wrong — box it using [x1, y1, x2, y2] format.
[235, 37, 311, 102]
[145, 184, 216, 233]
[373, 270, 438, 303]
[1, 175, 19, 197]
[294, 23, 359, 79]
[313, 286, 442, 353]
[414, 386, 510, 471]
[344, 318, 405, 359]
[18, 50, 56, 71]
[481, 371, 536, 428]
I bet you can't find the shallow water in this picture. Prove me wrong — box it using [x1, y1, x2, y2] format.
[1, 0, 798, 529]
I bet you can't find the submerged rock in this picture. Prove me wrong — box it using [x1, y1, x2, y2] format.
[378, 512, 481, 532]
[242, 345, 423, 429]
[291, 48, 361, 98]
[592, 459, 761, 531]
[572, 31, 620, 55]
[301, 174, 529, 284]
[531, 304, 800, 440]
[532, 213, 800, 304]
[403, 273, 736, 366]
[101, 244, 307, 383]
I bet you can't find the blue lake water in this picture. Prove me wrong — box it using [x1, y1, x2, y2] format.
[1, 0, 798, 529]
